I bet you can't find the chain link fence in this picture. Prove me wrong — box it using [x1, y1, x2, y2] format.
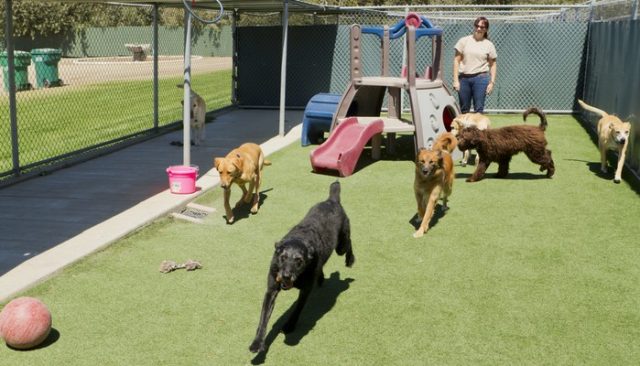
[1, 0, 639, 185]
[236, 9, 587, 112]
[0, 3, 232, 185]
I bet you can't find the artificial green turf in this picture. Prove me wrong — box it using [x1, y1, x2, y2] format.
[1, 114, 639, 365]
[0, 69, 231, 171]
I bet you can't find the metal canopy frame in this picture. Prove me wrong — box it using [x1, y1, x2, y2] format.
[13, 0, 341, 168]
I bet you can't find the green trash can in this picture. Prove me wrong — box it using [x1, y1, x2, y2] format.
[31, 48, 62, 88]
[0, 50, 32, 92]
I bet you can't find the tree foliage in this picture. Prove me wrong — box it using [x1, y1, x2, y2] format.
[0, 0, 589, 39]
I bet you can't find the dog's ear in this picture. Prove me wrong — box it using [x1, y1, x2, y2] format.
[213, 157, 222, 169]
[416, 148, 426, 163]
[437, 150, 444, 166]
[305, 246, 314, 261]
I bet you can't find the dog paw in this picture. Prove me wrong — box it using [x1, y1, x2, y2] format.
[250, 206, 258, 214]
[346, 253, 355, 267]
[249, 339, 265, 353]
[614, 178, 621, 184]
[413, 230, 424, 238]
[226, 216, 235, 224]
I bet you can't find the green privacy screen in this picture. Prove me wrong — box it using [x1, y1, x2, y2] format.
[236, 22, 587, 112]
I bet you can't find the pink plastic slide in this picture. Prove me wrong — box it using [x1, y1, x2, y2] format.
[310, 117, 384, 177]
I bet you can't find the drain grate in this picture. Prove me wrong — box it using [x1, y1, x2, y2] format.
[181, 207, 210, 220]
[172, 203, 216, 224]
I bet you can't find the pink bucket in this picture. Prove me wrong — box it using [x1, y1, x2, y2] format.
[166, 165, 199, 194]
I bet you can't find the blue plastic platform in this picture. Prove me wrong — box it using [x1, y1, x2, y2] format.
[301, 93, 342, 146]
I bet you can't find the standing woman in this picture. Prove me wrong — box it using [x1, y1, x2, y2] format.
[452, 17, 497, 113]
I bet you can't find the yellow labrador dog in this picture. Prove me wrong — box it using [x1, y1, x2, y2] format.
[214, 143, 271, 224]
[178, 85, 206, 145]
[578, 99, 631, 183]
[450, 113, 491, 166]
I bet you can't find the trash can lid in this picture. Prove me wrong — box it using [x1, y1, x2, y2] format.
[30, 48, 62, 54]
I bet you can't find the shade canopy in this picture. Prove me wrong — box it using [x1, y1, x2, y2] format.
[52, 0, 339, 13]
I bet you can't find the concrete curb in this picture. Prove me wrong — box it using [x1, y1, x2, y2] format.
[0, 125, 302, 303]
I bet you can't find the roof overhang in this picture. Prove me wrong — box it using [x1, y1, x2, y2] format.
[51, 0, 341, 13]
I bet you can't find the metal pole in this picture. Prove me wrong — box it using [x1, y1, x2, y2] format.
[400, 6, 409, 112]
[231, 9, 238, 105]
[4, 0, 19, 176]
[632, 0, 638, 20]
[278, 0, 289, 137]
[153, 3, 159, 130]
[183, 9, 193, 166]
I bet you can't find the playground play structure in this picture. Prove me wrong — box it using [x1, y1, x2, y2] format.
[308, 13, 461, 177]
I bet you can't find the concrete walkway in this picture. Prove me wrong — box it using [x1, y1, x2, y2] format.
[0, 108, 304, 302]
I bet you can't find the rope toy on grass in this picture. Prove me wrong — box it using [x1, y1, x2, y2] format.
[159, 259, 202, 273]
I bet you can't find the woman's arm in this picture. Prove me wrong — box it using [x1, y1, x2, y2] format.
[486, 57, 497, 95]
[453, 50, 463, 91]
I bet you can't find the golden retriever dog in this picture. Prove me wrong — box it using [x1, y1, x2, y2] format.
[450, 113, 491, 166]
[178, 85, 206, 145]
[413, 132, 456, 238]
[578, 99, 632, 183]
[214, 143, 271, 224]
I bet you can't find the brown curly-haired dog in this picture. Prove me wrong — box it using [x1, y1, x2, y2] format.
[457, 107, 555, 182]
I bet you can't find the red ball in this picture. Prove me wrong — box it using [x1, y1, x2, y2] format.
[0, 297, 52, 350]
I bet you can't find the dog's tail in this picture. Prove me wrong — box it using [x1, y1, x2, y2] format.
[523, 107, 548, 131]
[329, 180, 341, 203]
[577, 99, 608, 117]
[433, 132, 458, 153]
[263, 159, 272, 166]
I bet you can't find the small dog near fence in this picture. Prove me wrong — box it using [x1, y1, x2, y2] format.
[249, 181, 355, 354]
[578, 99, 631, 183]
[177, 84, 206, 145]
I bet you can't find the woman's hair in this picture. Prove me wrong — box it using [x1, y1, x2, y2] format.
[473, 16, 490, 39]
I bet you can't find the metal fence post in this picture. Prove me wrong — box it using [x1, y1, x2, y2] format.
[632, 0, 638, 20]
[4, 0, 19, 177]
[183, 7, 193, 166]
[231, 9, 238, 105]
[278, 0, 289, 137]
[153, 3, 159, 130]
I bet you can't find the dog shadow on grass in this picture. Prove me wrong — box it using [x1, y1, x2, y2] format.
[410, 206, 447, 231]
[225, 189, 272, 224]
[250, 271, 354, 365]
[456, 172, 551, 181]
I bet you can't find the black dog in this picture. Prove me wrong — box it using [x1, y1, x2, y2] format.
[249, 181, 355, 353]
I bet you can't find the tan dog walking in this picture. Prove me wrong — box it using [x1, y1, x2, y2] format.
[413, 132, 457, 238]
[214, 143, 271, 224]
[578, 99, 631, 183]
